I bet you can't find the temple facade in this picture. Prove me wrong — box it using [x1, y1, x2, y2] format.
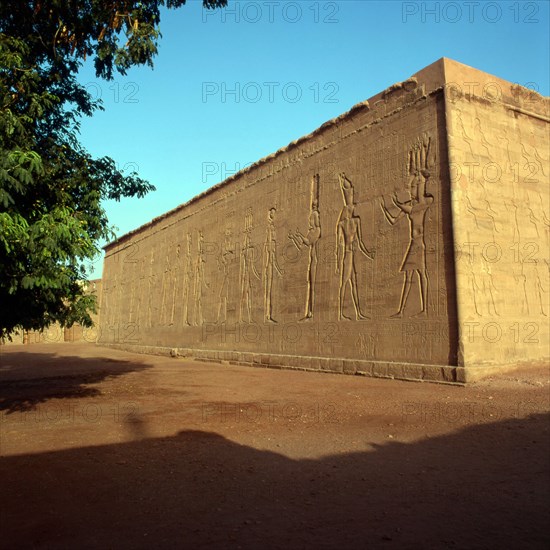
[98, 59, 549, 383]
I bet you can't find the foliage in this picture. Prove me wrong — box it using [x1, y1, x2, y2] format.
[0, 0, 227, 338]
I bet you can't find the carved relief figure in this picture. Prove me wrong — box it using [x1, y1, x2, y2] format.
[288, 174, 321, 321]
[159, 243, 171, 325]
[193, 231, 209, 326]
[535, 263, 548, 316]
[335, 173, 375, 321]
[465, 194, 499, 235]
[240, 209, 261, 323]
[381, 136, 434, 318]
[527, 129, 548, 177]
[217, 229, 235, 323]
[128, 266, 137, 324]
[263, 207, 284, 323]
[381, 170, 433, 318]
[146, 249, 156, 328]
[509, 259, 529, 315]
[169, 244, 180, 326]
[101, 279, 110, 329]
[473, 117, 492, 159]
[456, 110, 475, 158]
[497, 129, 513, 173]
[132, 254, 146, 325]
[181, 234, 193, 326]
[110, 271, 120, 327]
[468, 256, 499, 318]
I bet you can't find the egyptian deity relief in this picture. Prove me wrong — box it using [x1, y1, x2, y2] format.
[263, 207, 284, 323]
[240, 208, 261, 323]
[97, 61, 550, 380]
[335, 172, 375, 321]
[380, 135, 434, 318]
[192, 231, 209, 326]
[288, 174, 321, 321]
[217, 229, 235, 324]
[181, 234, 193, 326]
[146, 248, 156, 329]
[169, 244, 181, 326]
[159, 243, 172, 326]
[101, 118, 448, 371]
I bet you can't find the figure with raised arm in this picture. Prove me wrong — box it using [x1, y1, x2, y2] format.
[288, 174, 321, 320]
[380, 169, 433, 318]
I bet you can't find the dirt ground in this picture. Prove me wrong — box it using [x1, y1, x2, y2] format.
[0, 343, 548, 549]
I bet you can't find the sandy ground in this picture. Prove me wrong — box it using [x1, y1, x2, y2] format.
[0, 343, 549, 549]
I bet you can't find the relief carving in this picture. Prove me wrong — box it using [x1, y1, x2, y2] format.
[128, 266, 137, 324]
[381, 136, 433, 318]
[465, 194, 499, 235]
[240, 208, 261, 323]
[146, 249, 156, 328]
[288, 174, 321, 320]
[132, 254, 146, 325]
[169, 244, 180, 326]
[529, 132, 548, 178]
[159, 243, 171, 326]
[217, 229, 235, 324]
[468, 258, 499, 318]
[497, 129, 513, 170]
[263, 207, 284, 323]
[182, 234, 193, 327]
[473, 117, 493, 159]
[192, 231, 209, 326]
[535, 263, 548, 317]
[336, 173, 375, 320]
[356, 332, 376, 357]
[96, 60, 549, 378]
[456, 109, 475, 158]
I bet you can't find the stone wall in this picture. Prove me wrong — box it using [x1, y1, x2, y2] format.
[444, 61, 549, 380]
[98, 59, 549, 383]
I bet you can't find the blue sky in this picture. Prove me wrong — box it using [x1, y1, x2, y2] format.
[78, 0, 550, 276]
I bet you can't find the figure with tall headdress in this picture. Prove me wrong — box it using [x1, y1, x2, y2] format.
[381, 135, 434, 318]
[264, 207, 284, 323]
[288, 174, 321, 320]
[217, 229, 235, 324]
[193, 231, 209, 326]
[240, 208, 261, 323]
[335, 173, 375, 321]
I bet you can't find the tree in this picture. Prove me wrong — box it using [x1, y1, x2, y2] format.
[0, 0, 227, 339]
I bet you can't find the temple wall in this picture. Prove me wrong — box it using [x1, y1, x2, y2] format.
[99, 65, 459, 383]
[444, 62, 550, 381]
[98, 59, 549, 383]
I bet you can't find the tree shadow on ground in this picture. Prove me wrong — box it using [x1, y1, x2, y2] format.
[0, 350, 151, 414]
[1, 412, 548, 549]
